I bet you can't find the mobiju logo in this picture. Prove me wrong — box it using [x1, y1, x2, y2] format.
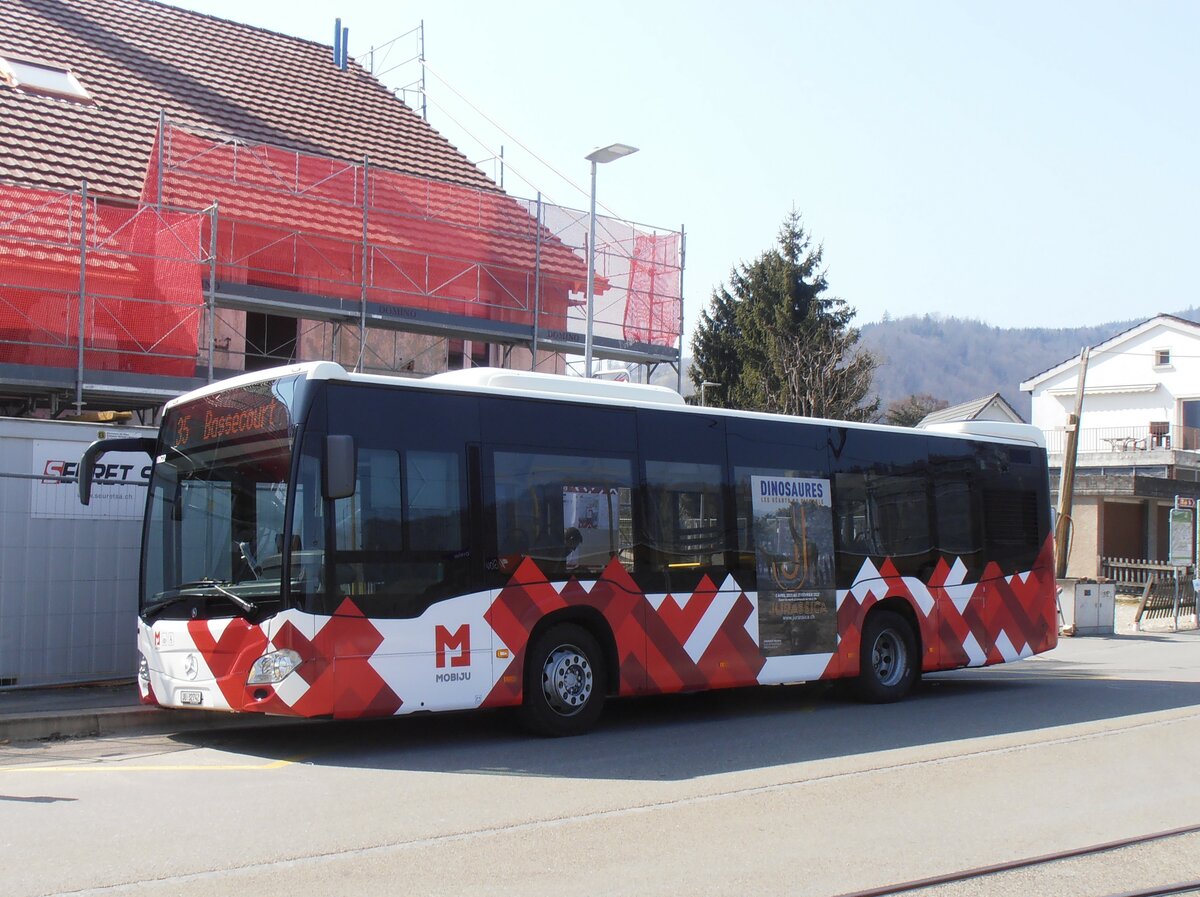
[435, 624, 470, 669]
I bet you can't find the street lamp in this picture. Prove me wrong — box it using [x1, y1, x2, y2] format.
[584, 142, 638, 378]
[700, 380, 721, 407]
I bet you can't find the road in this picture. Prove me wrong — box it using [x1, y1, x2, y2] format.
[4, 632, 1200, 897]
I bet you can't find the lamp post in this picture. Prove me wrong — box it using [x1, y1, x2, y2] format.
[584, 142, 638, 378]
[700, 380, 721, 407]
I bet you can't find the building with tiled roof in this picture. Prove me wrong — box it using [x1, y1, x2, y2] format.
[1, 0, 493, 198]
[0, 0, 682, 416]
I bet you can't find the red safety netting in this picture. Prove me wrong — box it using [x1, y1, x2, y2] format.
[623, 233, 682, 347]
[0, 184, 205, 375]
[0, 120, 682, 384]
[151, 125, 588, 331]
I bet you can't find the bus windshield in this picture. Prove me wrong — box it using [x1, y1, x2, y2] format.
[141, 377, 300, 619]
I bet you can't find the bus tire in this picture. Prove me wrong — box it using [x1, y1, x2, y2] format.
[855, 609, 918, 703]
[521, 623, 607, 737]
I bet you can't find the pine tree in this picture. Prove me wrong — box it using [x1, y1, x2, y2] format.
[689, 211, 878, 421]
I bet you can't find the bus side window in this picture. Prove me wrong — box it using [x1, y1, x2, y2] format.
[872, 474, 931, 562]
[932, 479, 980, 558]
[643, 459, 725, 586]
[491, 450, 633, 578]
[333, 448, 402, 553]
[331, 446, 470, 617]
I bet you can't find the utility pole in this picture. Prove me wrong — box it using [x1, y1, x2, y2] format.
[1055, 346, 1090, 579]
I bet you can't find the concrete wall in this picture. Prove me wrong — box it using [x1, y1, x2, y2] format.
[0, 418, 154, 688]
[1065, 495, 1102, 579]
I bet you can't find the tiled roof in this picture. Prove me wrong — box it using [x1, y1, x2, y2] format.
[0, 0, 495, 199]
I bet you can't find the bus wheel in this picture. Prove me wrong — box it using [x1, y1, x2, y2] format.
[521, 623, 606, 737]
[855, 610, 918, 703]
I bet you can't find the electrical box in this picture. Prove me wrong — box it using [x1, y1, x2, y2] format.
[1058, 579, 1115, 636]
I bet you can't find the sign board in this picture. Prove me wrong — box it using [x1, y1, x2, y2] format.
[1168, 507, 1194, 566]
[31, 439, 150, 520]
[1176, 496, 1196, 510]
[750, 475, 837, 656]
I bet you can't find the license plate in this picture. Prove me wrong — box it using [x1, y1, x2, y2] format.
[178, 690, 204, 706]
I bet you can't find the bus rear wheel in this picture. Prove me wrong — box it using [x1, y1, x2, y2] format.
[855, 609, 919, 703]
[521, 623, 606, 737]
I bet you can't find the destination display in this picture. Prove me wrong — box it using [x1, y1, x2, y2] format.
[167, 381, 290, 453]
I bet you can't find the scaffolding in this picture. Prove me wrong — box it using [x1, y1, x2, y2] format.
[0, 118, 684, 413]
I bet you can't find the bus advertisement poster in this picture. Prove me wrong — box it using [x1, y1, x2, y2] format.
[751, 475, 837, 656]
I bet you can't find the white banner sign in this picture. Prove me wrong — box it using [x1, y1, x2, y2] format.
[31, 439, 151, 520]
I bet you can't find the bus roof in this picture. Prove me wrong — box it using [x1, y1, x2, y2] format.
[165, 362, 1045, 449]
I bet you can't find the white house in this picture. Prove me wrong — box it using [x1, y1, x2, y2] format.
[1020, 314, 1200, 578]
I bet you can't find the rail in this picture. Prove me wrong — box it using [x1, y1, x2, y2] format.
[1101, 557, 1190, 594]
[1044, 424, 1200, 455]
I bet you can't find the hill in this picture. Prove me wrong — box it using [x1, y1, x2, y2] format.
[861, 309, 1200, 420]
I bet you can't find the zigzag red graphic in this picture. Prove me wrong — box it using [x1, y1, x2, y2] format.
[245, 618, 333, 717]
[831, 536, 1057, 677]
[200, 600, 401, 719]
[187, 618, 269, 709]
[319, 599, 403, 718]
[484, 561, 763, 705]
[655, 579, 718, 644]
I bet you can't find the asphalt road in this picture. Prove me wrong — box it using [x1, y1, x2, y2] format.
[4, 632, 1200, 897]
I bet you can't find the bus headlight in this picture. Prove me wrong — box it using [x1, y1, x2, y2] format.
[247, 649, 302, 685]
[138, 654, 150, 683]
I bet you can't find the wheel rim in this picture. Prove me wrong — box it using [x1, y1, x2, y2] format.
[870, 628, 906, 688]
[540, 644, 593, 717]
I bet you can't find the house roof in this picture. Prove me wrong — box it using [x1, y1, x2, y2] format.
[0, 0, 494, 199]
[1020, 313, 1200, 392]
[918, 392, 1024, 426]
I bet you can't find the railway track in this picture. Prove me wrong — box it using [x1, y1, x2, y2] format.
[836, 823, 1200, 897]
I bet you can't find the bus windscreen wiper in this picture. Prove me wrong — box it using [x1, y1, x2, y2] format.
[142, 580, 258, 620]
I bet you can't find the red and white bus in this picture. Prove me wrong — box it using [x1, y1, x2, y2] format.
[81, 362, 1057, 736]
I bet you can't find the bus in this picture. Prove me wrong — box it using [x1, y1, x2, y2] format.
[80, 361, 1057, 736]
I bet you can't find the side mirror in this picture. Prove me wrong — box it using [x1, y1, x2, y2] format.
[323, 434, 356, 500]
[79, 436, 156, 505]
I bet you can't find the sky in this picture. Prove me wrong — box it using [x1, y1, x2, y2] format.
[166, 0, 1200, 343]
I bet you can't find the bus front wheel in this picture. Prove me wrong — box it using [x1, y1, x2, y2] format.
[521, 623, 607, 737]
[855, 610, 919, 703]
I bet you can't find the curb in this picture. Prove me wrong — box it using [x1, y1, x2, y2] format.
[0, 706, 289, 744]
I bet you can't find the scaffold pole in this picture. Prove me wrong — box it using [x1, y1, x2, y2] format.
[677, 223, 686, 396]
[207, 202, 218, 382]
[156, 110, 165, 209]
[75, 180, 88, 412]
[532, 192, 542, 370]
[358, 156, 370, 372]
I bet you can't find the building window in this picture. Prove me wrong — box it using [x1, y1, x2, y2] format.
[0, 56, 91, 101]
[1155, 348, 1172, 368]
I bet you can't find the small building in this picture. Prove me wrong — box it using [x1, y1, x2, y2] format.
[918, 392, 1024, 427]
[0, 0, 683, 417]
[1020, 313, 1200, 578]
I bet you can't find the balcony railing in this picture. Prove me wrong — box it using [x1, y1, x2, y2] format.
[1043, 424, 1200, 455]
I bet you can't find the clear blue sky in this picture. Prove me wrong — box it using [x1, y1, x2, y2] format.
[167, 0, 1199, 342]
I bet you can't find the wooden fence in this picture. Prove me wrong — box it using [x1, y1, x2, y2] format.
[1101, 556, 1196, 622]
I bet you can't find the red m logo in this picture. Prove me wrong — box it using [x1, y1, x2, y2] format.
[435, 624, 471, 668]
